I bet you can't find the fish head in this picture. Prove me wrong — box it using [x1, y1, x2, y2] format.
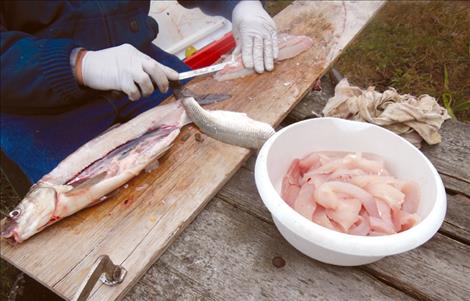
[1, 185, 57, 243]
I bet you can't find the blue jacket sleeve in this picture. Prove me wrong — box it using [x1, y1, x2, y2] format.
[178, 0, 241, 20]
[0, 23, 86, 112]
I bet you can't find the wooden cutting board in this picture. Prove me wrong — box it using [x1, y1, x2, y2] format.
[0, 1, 384, 300]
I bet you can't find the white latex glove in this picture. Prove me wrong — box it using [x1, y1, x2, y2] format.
[232, 0, 278, 73]
[81, 44, 179, 101]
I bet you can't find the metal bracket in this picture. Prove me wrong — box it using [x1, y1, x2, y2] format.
[73, 255, 127, 301]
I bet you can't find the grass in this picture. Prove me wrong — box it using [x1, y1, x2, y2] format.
[334, 1, 470, 122]
[265, 1, 470, 122]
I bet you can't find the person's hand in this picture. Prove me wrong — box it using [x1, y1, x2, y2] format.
[232, 0, 278, 73]
[77, 44, 179, 101]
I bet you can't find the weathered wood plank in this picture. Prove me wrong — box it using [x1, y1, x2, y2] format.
[123, 260, 212, 301]
[125, 198, 415, 301]
[421, 120, 470, 185]
[439, 174, 470, 197]
[218, 166, 271, 223]
[439, 194, 470, 245]
[218, 164, 470, 300]
[363, 234, 470, 301]
[285, 76, 333, 123]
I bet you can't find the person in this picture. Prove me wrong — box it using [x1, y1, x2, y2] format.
[0, 0, 278, 196]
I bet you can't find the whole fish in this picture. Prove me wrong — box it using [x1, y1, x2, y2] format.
[1, 94, 275, 243]
[1, 101, 188, 243]
[214, 33, 314, 81]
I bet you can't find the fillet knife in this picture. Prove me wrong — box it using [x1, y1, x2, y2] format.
[178, 60, 234, 80]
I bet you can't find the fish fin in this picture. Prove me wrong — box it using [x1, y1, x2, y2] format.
[66, 171, 108, 196]
[173, 83, 231, 105]
[195, 93, 231, 105]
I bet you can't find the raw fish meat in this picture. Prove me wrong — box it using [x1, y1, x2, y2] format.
[281, 151, 421, 236]
[214, 33, 314, 81]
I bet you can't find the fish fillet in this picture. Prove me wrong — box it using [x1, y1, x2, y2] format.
[214, 33, 314, 81]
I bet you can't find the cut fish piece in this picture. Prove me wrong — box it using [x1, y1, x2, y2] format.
[281, 181, 301, 208]
[348, 211, 371, 236]
[302, 173, 329, 189]
[312, 207, 337, 231]
[293, 183, 316, 219]
[365, 182, 405, 209]
[375, 199, 398, 232]
[343, 153, 388, 175]
[328, 168, 367, 182]
[399, 212, 420, 231]
[214, 33, 313, 81]
[370, 217, 396, 234]
[325, 198, 361, 231]
[277, 33, 315, 60]
[298, 153, 321, 174]
[285, 159, 302, 185]
[350, 175, 400, 188]
[401, 181, 420, 213]
[314, 181, 374, 210]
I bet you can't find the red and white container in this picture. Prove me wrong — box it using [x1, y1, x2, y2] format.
[150, 1, 236, 69]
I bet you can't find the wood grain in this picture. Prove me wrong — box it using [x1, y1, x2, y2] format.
[421, 120, 470, 185]
[439, 194, 470, 244]
[0, 1, 384, 300]
[363, 234, 470, 301]
[123, 259, 213, 301]
[125, 198, 415, 301]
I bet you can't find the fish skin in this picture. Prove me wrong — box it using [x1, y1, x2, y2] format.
[44, 101, 187, 186]
[181, 96, 275, 149]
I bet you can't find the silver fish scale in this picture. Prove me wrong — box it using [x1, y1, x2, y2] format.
[181, 97, 275, 149]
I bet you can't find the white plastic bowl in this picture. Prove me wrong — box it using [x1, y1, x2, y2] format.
[255, 117, 446, 266]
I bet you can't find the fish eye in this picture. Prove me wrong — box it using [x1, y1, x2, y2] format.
[9, 209, 21, 219]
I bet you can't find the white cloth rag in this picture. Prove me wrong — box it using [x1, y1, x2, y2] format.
[322, 78, 450, 148]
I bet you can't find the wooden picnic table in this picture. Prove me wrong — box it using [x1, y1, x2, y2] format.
[123, 77, 470, 301]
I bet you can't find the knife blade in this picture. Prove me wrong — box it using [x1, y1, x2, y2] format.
[178, 60, 233, 80]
